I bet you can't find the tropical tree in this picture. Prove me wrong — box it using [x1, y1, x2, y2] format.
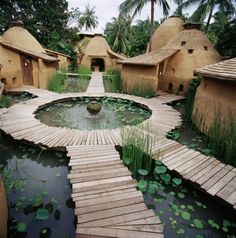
[215, 18, 236, 57]
[104, 14, 132, 55]
[119, 0, 170, 34]
[129, 20, 159, 56]
[79, 4, 98, 31]
[173, 0, 189, 21]
[208, 10, 230, 44]
[181, 0, 236, 33]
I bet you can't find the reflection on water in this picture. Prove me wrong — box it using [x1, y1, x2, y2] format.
[0, 135, 75, 238]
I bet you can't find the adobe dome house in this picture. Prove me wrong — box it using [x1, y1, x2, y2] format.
[149, 16, 184, 52]
[121, 21, 221, 95]
[192, 58, 236, 134]
[80, 34, 126, 72]
[0, 22, 63, 90]
[161, 23, 221, 93]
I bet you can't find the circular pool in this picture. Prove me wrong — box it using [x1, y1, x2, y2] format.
[35, 97, 151, 130]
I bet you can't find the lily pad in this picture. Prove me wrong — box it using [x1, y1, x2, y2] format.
[193, 219, 204, 229]
[181, 211, 191, 220]
[138, 169, 148, 176]
[172, 178, 182, 187]
[148, 182, 158, 195]
[154, 165, 167, 174]
[16, 222, 27, 232]
[178, 192, 185, 199]
[137, 179, 148, 192]
[35, 208, 50, 220]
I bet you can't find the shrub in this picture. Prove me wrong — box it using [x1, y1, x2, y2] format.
[77, 66, 91, 80]
[128, 83, 157, 98]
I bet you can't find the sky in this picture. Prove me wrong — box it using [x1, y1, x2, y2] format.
[67, 0, 193, 33]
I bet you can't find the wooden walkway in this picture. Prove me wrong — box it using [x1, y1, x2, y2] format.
[152, 138, 236, 210]
[0, 84, 236, 237]
[67, 145, 163, 238]
[86, 72, 105, 94]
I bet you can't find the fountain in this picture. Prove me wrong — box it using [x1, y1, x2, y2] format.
[86, 100, 102, 115]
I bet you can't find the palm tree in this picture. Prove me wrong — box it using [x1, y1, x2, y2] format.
[119, 0, 170, 34]
[79, 4, 98, 31]
[104, 14, 132, 55]
[181, 0, 236, 33]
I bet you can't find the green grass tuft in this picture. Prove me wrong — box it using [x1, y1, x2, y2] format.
[121, 123, 159, 176]
[0, 95, 10, 108]
[47, 69, 68, 93]
[103, 69, 122, 93]
[128, 83, 157, 98]
[184, 77, 201, 120]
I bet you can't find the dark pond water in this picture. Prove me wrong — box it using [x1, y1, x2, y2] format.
[35, 97, 151, 130]
[144, 178, 236, 238]
[0, 134, 76, 238]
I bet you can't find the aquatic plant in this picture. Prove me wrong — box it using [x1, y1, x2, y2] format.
[0, 95, 10, 108]
[77, 66, 91, 80]
[47, 69, 68, 93]
[128, 82, 157, 98]
[121, 123, 158, 176]
[184, 77, 201, 120]
[103, 69, 122, 93]
[208, 114, 236, 167]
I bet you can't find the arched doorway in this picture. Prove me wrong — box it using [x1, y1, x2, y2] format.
[91, 58, 105, 72]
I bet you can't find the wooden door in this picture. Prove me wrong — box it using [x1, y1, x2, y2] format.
[21, 55, 33, 85]
[157, 61, 164, 91]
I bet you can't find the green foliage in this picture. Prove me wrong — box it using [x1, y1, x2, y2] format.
[166, 130, 180, 140]
[47, 70, 68, 93]
[121, 123, 157, 176]
[184, 77, 201, 120]
[104, 14, 131, 55]
[103, 69, 122, 93]
[128, 83, 157, 98]
[0, 95, 10, 108]
[79, 4, 98, 31]
[215, 18, 236, 57]
[207, 114, 236, 167]
[77, 66, 91, 76]
[16, 222, 27, 232]
[35, 208, 50, 220]
[137, 179, 148, 192]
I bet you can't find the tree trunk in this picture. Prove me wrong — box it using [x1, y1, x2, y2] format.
[149, 0, 155, 51]
[205, 4, 214, 34]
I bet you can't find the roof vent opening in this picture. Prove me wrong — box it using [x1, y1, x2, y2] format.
[188, 49, 194, 54]
[181, 41, 186, 46]
[204, 46, 208, 51]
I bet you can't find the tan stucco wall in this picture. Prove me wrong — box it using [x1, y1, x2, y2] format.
[163, 50, 221, 94]
[58, 55, 69, 69]
[121, 64, 157, 93]
[0, 46, 23, 89]
[192, 77, 236, 134]
[32, 59, 40, 87]
[38, 60, 57, 89]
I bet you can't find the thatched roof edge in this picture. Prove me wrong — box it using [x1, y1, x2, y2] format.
[195, 57, 236, 82]
[0, 42, 59, 62]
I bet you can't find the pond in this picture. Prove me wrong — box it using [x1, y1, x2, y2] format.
[35, 97, 151, 130]
[0, 134, 76, 238]
[135, 160, 236, 238]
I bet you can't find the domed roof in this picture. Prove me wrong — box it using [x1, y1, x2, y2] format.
[150, 16, 184, 52]
[163, 28, 218, 52]
[3, 26, 46, 53]
[84, 35, 111, 56]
